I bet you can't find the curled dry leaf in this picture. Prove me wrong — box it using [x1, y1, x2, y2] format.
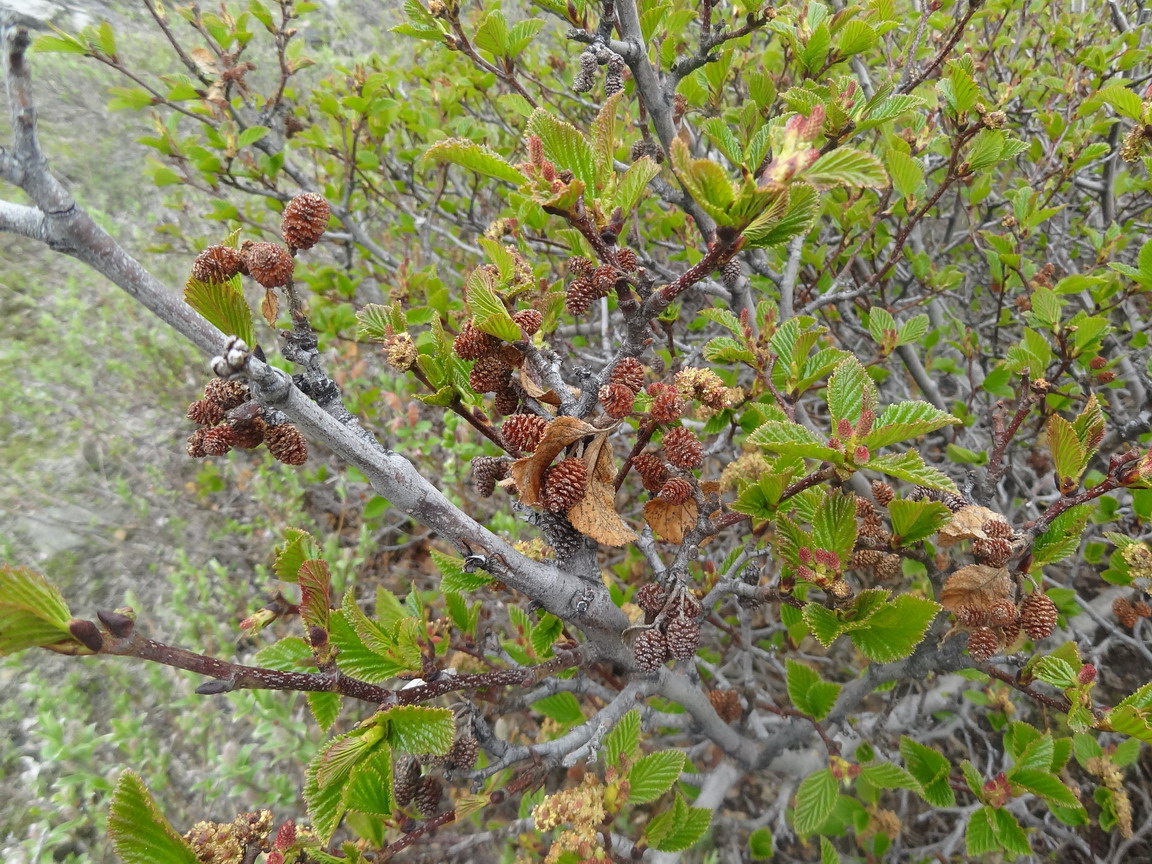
[261, 288, 279, 327]
[510, 417, 600, 508]
[519, 365, 577, 407]
[936, 505, 1003, 546]
[643, 497, 699, 544]
[939, 564, 1014, 612]
[568, 431, 638, 546]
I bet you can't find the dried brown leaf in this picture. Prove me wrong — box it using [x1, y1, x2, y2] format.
[644, 498, 699, 544]
[509, 417, 599, 507]
[568, 434, 637, 546]
[519, 365, 575, 406]
[261, 288, 279, 327]
[936, 505, 1002, 546]
[939, 564, 1014, 612]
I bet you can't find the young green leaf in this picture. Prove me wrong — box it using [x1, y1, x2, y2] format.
[858, 761, 919, 791]
[805, 148, 886, 189]
[108, 771, 198, 864]
[526, 108, 598, 191]
[628, 750, 686, 804]
[900, 737, 955, 807]
[887, 499, 953, 546]
[848, 594, 940, 662]
[273, 528, 321, 582]
[604, 709, 641, 767]
[827, 355, 878, 426]
[865, 450, 957, 492]
[748, 420, 842, 462]
[380, 705, 455, 755]
[786, 659, 842, 721]
[184, 276, 255, 348]
[646, 793, 712, 852]
[792, 768, 838, 834]
[865, 402, 960, 450]
[298, 559, 332, 633]
[423, 138, 527, 185]
[343, 749, 394, 817]
[0, 565, 75, 655]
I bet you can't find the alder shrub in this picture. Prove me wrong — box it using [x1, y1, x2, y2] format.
[3, 0, 1152, 861]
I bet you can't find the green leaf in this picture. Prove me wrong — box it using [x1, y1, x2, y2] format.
[786, 659, 842, 721]
[237, 125, 270, 148]
[431, 549, 494, 592]
[1047, 415, 1087, 486]
[628, 750, 686, 804]
[900, 737, 954, 806]
[465, 267, 520, 342]
[700, 117, 744, 166]
[866, 402, 959, 450]
[0, 565, 75, 655]
[898, 314, 930, 346]
[865, 450, 957, 492]
[744, 183, 820, 248]
[357, 302, 404, 341]
[749, 826, 774, 859]
[886, 499, 953, 546]
[646, 794, 712, 852]
[527, 108, 598, 191]
[307, 692, 343, 732]
[966, 806, 999, 855]
[1081, 84, 1144, 120]
[614, 156, 661, 217]
[805, 147, 886, 188]
[938, 65, 979, 115]
[305, 748, 348, 843]
[885, 147, 923, 201]
[812, 491, 857, 568]
[803, 602, 847, 647]
[533, 692, 584, 724]
[31, 33, 92, 55]
[837, 18, 876, 56]
[380, 705, 454, 755]
[1032, 502, 1094, 567]
[274, 528, 321, 582]
[423, 138, 527, 185]
[604, 709, 641, 767]
[1009, 769, 1081, 808]
[315, 727, 384, 788]
[184, 276, 255, 348]
[748, 420, 842, 462]
[792, 768, 837, 834]
[344, 750, 394, 817]
[859, 761, 919, 791]
[329, 612, 415, 682]
[849, 594, 940, 662]
[828, 355, 877, 426]
[108, 771, 198, 864]
[297, 559, 332, 633]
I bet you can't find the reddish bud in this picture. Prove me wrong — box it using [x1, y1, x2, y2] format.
[68, 619, 104, 653]
[837, 418, 854, 439]
[1090, 356, 1107, 370]
[798, 546, 813, 564]
[853, 445, 871, 463]
[97, 608, 136, 638]
[1078, 663, 1097, 685]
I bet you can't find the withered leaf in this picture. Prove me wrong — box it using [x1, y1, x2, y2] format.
[569, 433, 637, 546]
[936, 505, 1003, 546]
[519, 365, 574, 406]
[939, 564, 1013, 612]
[510, 416, 599, 508]
[261, 288, 279, 327]
[644, 497, 699, 545]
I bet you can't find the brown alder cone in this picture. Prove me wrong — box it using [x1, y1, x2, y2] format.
[446, 736, 479, 771]
[647, 382, 685, 424]
[967, 626, 1001, 661]
[472, 456, 509, 498]
[659, 477, 693, 505]
[721, 258, 742, 289]
[541, 457, 588, 512]
[611, 357, 645, 394]
[512, 308, 543, 337]
[201, 425, 236, 456]
[469, 354, 513, 393]
[871, 480, 895, 507]
[241, 241, 295, 288]
[453, 319, 500, 360]
[1114, 596, 1138, 628]
[186, 428, 209, 458]
[1020, 592, 1058, 640]
[1000, 616, 1021, 647]
[230, 416, 267, 449]
[599, 382, 635, 418]
[393, 756, 421, 807]
[567, 255, 595, 276]
[632, 452, 670, 492]
[633, 628, 669, 671]
[987, 598, 1019, 627]
[665, 617, 701, 660]
[415, 776, 443, 816]
[190, 245, 244, 284]
[954, 605, 987, 627]
[983, 519, 1015, 540]
[592, 265, 618, 294]
[973, 537, 1013, 568]
[1135, 601, 1152, 618]
[664, 426, 704, 470]
[875, 553, 902, 580]
[616, 248, 638, 271]
[204, 378, 250, 410]
[849, 549, 885, 569]
[565, 276, 599, 315]
[635, 582, 668, 615]
[281, 192, 330, 251]
[501, 413, 549, 453]
[187, 398, 225, 427]
[708, 689, 742, 724]
[493, 387, 520, 416]
[265, 424, 308, 465]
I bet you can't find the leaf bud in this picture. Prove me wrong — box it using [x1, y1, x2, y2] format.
[68, 619, 104, 653]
